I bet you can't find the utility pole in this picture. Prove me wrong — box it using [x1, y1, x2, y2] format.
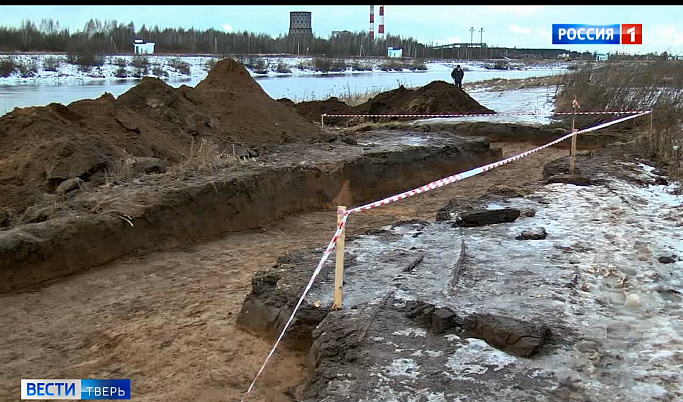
[469, 27, 475, 60]
[479, 28, 484, 59]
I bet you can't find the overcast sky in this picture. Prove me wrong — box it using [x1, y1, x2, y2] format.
[1, 5, 683, 54]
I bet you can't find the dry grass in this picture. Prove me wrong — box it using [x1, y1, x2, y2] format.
[180, 137, 243, 172]
[555, 60, 683, 180]
[464, 74, 566, 92]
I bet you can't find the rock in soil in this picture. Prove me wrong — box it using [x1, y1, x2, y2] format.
[454, 208, 521, 227]
[463, 313, 552, 357]
[516, 227, 548, 240]
[130, 156, 167, 175]
[55, 177, 84, 195]
[658, 255, 678, 264]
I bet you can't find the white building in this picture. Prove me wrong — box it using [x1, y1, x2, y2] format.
[388, 46, 403, 58]
[596, 53, 608, 61]
[134, 39, 155, 54]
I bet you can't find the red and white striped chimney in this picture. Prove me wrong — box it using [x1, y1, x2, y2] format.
[378, 6, 384, 35]
[369, 5, 375, 40]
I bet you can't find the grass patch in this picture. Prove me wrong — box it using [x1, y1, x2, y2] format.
[168, 57, 191, 75]
[0, 57, 16, 77]
[43, 56, 62, 72]
[556, 60, 683, 180]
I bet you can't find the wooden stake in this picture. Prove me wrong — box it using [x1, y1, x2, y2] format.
[321, 114, 325, 129]
[570, 104, 577, 175]
[332, 206, 346, 310]
[650, 108, 654, 154]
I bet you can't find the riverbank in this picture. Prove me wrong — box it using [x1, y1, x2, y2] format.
[0, 53, 570, 84]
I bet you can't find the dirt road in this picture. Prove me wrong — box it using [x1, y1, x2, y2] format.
[0, 141, 570, 402]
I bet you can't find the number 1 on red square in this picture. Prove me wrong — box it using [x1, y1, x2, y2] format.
[622, 24, 642, 45]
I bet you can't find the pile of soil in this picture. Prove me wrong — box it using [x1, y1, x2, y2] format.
[356, 80, 494, 115]
[0, 58, 323, 215]
[283, 80, 494, 125]
[279, 97, 357, 123]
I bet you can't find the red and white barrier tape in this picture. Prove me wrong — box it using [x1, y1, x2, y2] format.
[243, 110, 651, 398]
[322, 110, 649, 118]
[241, 213, 349, 401]
[348, 111, 651, 214]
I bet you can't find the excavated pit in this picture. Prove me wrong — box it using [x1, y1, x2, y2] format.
[237, 144, 683, 401]
[0, 131, 501, 292]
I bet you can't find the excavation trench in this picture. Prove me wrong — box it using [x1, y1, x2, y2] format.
[0, 131, 502, 292]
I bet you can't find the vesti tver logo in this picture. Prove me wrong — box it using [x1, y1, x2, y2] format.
[552, 24, 642, 45]
[21, 379, 131, 400]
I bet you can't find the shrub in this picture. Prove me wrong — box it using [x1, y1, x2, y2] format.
[132, 65, 149, 78]
[17, 60, 39, 78]
[242, 56, 267, 74]
[114, 67, 128, 78]
[313, 57, 332, 73]
[67, 51, 105, 72]
[297, 60, 312, 71]
[112, 57, 127, 68]
[557, 60, 683, 179]
[351, 61, 372, 71]
[410, 59, 427, 71]
[380, 59, 404, 72]
[329, 59, 348, 72]
[152, 65, 168, 77]
[168, 57, 191, 75]
[275, 62, 292, 74]
[0, 58, 16, 77]
[43, 56, 62, 72]
[130, 55, 149, 69]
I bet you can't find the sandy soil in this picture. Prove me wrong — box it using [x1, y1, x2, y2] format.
[0, 141, 570, 402]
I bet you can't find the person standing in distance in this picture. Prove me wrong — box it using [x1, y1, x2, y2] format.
[451, 64, 464, 88]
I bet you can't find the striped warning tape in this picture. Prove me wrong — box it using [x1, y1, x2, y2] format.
[241, 213, 349, 401]
[322, 110, 649, 118]
[347, 111, 651, 214]
[243, 110, 651, 399]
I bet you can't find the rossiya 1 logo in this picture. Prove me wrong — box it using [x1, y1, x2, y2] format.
[552, 24, 642, 45]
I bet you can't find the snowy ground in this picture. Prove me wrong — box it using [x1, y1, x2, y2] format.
[411, 86, 560, 126]
[306, 161, 683, 401]
[0, 53, 568, 117]
[0, 53, 568, 84]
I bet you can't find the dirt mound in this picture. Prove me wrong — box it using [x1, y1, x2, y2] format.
[284, 81, 494, 126]
[0, 58, 323, 216]
[356, 81, 494, 115]
[193, 59, 322, 145]
[290, 97, 357, 120]
[282, 97, 358, 126]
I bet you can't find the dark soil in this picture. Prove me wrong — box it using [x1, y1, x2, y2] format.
[0, 58, 324, 215]
[285, 81, 494, 126]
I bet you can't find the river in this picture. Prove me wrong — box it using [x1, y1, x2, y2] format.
[0, 64, 566, 117]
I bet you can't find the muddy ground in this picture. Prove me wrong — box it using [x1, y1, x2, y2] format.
[237, 141, 683, 402]
[0, 138, 578, 401]
[0, 56, 670, 402]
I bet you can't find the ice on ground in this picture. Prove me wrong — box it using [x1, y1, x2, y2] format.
[411, 86, 559, 125]
[307, 160, 683, 401]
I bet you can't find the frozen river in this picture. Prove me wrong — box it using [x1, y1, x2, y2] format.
[0, 57, 567, 117]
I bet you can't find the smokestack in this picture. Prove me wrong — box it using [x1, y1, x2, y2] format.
[369, 5, 375, 40]
[379, 6, 384, 34]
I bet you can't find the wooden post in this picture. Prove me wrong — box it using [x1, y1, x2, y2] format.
[332, 206, 346, 310]
[570, 103, 577, 175]
[321, 114, 325, 129]
[650, 108, 655, 155]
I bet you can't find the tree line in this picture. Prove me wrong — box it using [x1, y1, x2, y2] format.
[0, 18, 432, 57]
